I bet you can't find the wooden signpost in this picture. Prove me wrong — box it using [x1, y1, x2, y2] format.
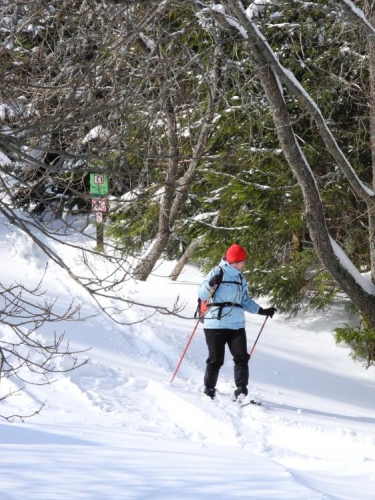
[90, 173, 108, 249]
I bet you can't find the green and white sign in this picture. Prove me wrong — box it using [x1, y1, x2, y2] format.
[90, 173, 108, 196]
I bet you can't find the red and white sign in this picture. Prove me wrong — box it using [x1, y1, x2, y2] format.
[91, 198, 107, 213]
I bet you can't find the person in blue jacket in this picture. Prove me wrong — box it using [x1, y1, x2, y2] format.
[198, 243, 276, 401]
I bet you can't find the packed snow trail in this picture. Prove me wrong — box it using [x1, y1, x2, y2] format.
[0, 220, 375, 499]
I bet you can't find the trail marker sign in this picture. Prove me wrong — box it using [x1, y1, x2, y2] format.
[91, 198, 107, 213]
[90, 172, 108, 249]
[90, 173, 108, 196]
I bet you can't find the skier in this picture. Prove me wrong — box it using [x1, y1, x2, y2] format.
[198, 243, 276, 401]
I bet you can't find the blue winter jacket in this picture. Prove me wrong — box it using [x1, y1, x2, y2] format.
[198, 260, 260, 329]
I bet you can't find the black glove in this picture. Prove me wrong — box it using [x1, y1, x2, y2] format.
[258, 306, 277, 318]
[209, 273, 223, 287]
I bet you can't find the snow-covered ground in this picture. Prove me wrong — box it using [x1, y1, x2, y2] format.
[0, 216, 374, 500]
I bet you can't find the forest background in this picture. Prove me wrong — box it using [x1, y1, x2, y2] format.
[1, 0, 375, 377]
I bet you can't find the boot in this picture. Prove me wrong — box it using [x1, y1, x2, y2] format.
[233, 386, 248, 400]
[204, 387, 216, 400]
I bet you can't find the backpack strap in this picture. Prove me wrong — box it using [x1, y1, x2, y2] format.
[209, 301, 243, 319]
[195, 266, 243, 320]
[205, 267, 244, 320]
[194, 266, 224, 319]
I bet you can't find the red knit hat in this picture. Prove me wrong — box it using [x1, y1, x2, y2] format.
[225, 244, 247, 263]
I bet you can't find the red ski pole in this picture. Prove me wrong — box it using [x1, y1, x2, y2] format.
[170, 316, 201, 384]
[249, 315, 268, 357]
[170, 288, 215, 384]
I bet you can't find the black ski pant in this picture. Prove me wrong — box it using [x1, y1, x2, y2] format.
[204, 327, 250, 390]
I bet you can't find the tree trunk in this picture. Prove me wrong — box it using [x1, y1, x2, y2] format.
[169, 236, 203, 281]
[133, 232, 171, 281]
[133, 40, 222, 281]
[133, 89, 178, 281]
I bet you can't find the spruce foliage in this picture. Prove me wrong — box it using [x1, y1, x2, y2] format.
[335, 321, 375, 368]
[1, 0, 375, 361]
